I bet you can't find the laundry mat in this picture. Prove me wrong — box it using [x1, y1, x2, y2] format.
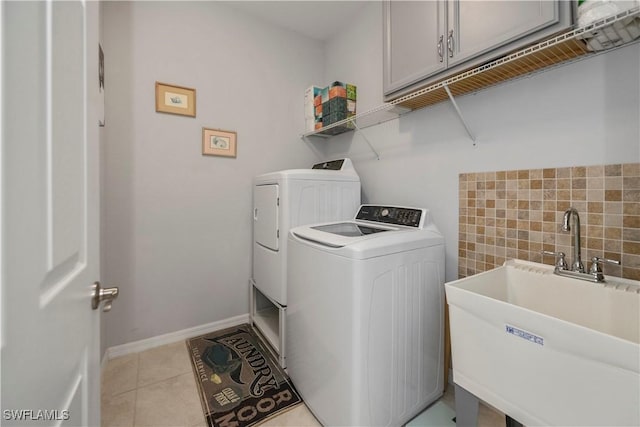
[187, 324, 302, 427]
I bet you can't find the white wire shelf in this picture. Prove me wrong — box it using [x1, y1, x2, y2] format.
[301, 6, 640, 140]
[301, 104, 411, 139]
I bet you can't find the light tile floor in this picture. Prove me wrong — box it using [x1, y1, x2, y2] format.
[102, 341, 505, 427]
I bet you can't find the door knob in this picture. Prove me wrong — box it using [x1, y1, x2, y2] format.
[92, 281, 119, 312]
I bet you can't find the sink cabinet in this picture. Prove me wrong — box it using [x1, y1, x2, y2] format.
[383, 0, 573, 99]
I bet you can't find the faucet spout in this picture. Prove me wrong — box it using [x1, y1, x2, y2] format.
[562, 211, 571, 232]
[562, 208, 584, 272]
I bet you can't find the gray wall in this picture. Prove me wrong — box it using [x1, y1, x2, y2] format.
[321, 2, 640, 282]
[102, 1, 640, 350]
[101, 1, 324, 349]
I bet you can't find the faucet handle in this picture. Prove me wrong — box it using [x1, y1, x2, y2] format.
[588, 256, 620, 282]
[541, 250, 568, 270]
[589, 256, 621, 274]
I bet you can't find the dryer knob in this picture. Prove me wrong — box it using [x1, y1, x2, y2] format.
[381, 208, 389, 217]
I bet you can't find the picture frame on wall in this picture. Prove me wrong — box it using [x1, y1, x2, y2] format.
[202, 128, 237, 158]
[155, 82, 196, 117]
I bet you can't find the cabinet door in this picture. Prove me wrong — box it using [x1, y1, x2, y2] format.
[383, 0, 446, 96]
[254, 184, 279, 251]
[447, 1, 560, 67]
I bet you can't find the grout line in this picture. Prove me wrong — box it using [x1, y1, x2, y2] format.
[135, 352, 141, 387]
[101, 356, 139, 400]
[135, 344, 194, 389]
[136, 371, 193, 391]
[132, 388, 138, 427]
[132, 352, 140, 427]
[105, 386, 138, 399]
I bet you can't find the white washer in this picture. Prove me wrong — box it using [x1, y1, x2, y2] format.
[286, 205, 445, 427]
[251, 159, 360, 367]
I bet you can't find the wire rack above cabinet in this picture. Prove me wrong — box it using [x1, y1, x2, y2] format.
[301, 6, 640, 140]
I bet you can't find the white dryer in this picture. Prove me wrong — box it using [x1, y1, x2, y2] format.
[286, 205, 445, 427]
[251, 159, 360, 367]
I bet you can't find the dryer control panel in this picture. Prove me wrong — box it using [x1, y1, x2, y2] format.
[312, 159, 345, 170]
[356, 205, 424, 228]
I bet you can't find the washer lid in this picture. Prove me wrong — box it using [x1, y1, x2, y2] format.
[290, 221, 400, 249]
[311, 222, 391, 237]
[290, 220, 444, 260]
[289, 204, 444, 259]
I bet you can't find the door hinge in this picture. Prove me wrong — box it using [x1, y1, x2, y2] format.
[277, 197, 280, 206]
[277, 230, 280, 239]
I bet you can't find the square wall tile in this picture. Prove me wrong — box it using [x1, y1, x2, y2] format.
[459, 163, 640, 280]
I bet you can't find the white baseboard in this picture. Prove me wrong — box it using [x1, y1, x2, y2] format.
[104, 314, 250, 360]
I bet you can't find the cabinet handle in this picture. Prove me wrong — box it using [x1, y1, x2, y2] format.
[437, 35, 444, 62]
[447, 29, 454, 58]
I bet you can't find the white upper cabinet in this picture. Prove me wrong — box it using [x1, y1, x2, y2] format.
[383, 0, 447, 96]
[383, 0, 573, 100]
[447, 1, 560, 67]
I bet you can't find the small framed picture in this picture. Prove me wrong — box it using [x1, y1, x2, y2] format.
[202, 128, 237, 158]
[155, 82, 196, 117]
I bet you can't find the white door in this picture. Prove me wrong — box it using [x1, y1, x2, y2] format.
[254, 184, 280, 251]
[2, 1, 103, 426]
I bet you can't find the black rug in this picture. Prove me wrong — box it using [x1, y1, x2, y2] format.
[187, 324, 302, 427]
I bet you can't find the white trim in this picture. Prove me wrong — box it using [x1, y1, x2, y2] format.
[0, 0, 4, 351]
[105, 314, 250, 360]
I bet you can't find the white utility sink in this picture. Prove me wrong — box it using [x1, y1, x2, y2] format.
[446, 259, 640, 426]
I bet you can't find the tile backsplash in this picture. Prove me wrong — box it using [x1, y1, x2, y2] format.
[458, 163, 640, 280]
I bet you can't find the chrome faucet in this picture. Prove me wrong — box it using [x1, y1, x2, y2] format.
[562, 207, 584, 273]
[543, 207, 621, 283]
